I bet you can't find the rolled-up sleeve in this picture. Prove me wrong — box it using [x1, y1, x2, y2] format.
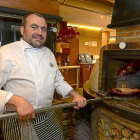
[0, 91, 13, 114]
[55, 69, 73, 98]
[0, 52, 13, 114]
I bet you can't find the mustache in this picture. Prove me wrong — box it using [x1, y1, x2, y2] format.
[32, 34, 44, 40]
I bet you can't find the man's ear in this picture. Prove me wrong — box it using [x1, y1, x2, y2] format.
[20, 26, 24, 36]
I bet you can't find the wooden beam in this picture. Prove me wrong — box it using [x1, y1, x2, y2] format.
[0, 0, 59, 16]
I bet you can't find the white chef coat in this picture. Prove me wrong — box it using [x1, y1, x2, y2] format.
[0, 38, 73, 114]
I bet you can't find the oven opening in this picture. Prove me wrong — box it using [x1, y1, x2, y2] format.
[101, 50, 140, 93]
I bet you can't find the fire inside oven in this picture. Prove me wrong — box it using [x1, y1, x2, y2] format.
[101, 50, 140, 93]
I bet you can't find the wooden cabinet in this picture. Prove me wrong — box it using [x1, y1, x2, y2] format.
[69, 38, 79, 66]
[79, 64, 94, 87]
[55, 38, 79, 66]
[55, 38, 79, 89]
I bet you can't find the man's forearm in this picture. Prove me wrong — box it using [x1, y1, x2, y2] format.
[68, 90, 79, 97]
[6, 95, 24, 107]
[6, 95, 35, 120]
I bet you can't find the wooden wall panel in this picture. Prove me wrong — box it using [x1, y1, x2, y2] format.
[69, 38, 79, 65]
[0, 0, 59, 16]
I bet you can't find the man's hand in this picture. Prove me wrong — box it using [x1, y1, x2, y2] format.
[6, 95, 35, 122]
[68, 90, 87, 109]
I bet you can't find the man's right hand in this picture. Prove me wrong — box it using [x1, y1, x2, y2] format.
[6, 95, 35, 122]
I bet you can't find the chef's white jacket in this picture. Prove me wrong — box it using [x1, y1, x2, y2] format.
[0, 39, 73, 114]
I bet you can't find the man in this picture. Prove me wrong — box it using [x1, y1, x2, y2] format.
[0, 12, 87, 140]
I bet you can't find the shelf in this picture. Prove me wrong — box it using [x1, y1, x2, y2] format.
[55, 52, 70, 54]
[55, 39, 70, 43]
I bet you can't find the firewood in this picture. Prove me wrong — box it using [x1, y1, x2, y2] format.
[130, 137, 136, 140]
[122, 137, 129, 140]
[103, 130, 110, 137]
[69, 128, 76, 134]
[101, 118, 105, 129]
[98, 127, 103, 134]
[100, 118, 109, 130]
[116, 129, 123, 138]
[70, 126, 77, 131]
[98, 134, 102, 140]
[122, 129, 133, 137]
[105, 123, 110, 130]
[69, 132, 76, 139]
[110, 123, 115, 128]
[111, 122, 123, 131]
[107, 137, 113, 140]
[98, 134, 104, 140]
[108, 128, 112, 135]
[112, 129, 117, 136]
[113, 137, 120, 140]
[98, 122, 102, 128]
[133, 133, 140, 139]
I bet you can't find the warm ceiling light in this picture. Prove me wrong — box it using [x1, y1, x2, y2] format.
[67, 24, 102, 30]
[110, 38, 116, 40]
[110, 36, 116, 40]
[101, 15, 104, 18]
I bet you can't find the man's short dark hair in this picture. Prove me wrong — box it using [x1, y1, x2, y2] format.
[21, 12, 47, 26]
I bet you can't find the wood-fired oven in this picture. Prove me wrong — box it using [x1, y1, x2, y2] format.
[84, 0, 140, 139]
[83, 42, 140, 140]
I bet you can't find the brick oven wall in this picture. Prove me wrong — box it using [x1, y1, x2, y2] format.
[98, 24, 140, 90]
[116, 25, 140, 43]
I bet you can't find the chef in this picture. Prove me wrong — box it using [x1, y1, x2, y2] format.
[0, 12, 87, 140]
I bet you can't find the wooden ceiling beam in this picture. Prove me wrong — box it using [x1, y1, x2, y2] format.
[90, 0, 114, 6]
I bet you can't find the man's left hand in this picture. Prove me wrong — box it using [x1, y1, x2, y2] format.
[68, 90, 87, 109]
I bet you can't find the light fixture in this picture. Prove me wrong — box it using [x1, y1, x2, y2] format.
[101, 15, 104, 18]
[110, 36, 116, 41]
[110, 38, 116, 41]
[67, 24, 102, 30]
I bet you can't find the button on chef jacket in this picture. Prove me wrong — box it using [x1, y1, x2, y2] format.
[0, 38, 73, 114]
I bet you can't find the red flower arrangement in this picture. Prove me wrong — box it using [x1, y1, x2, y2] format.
[59, 26, 80, 39]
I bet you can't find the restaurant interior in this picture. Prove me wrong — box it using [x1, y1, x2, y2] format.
[1, 0, 140, 140]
